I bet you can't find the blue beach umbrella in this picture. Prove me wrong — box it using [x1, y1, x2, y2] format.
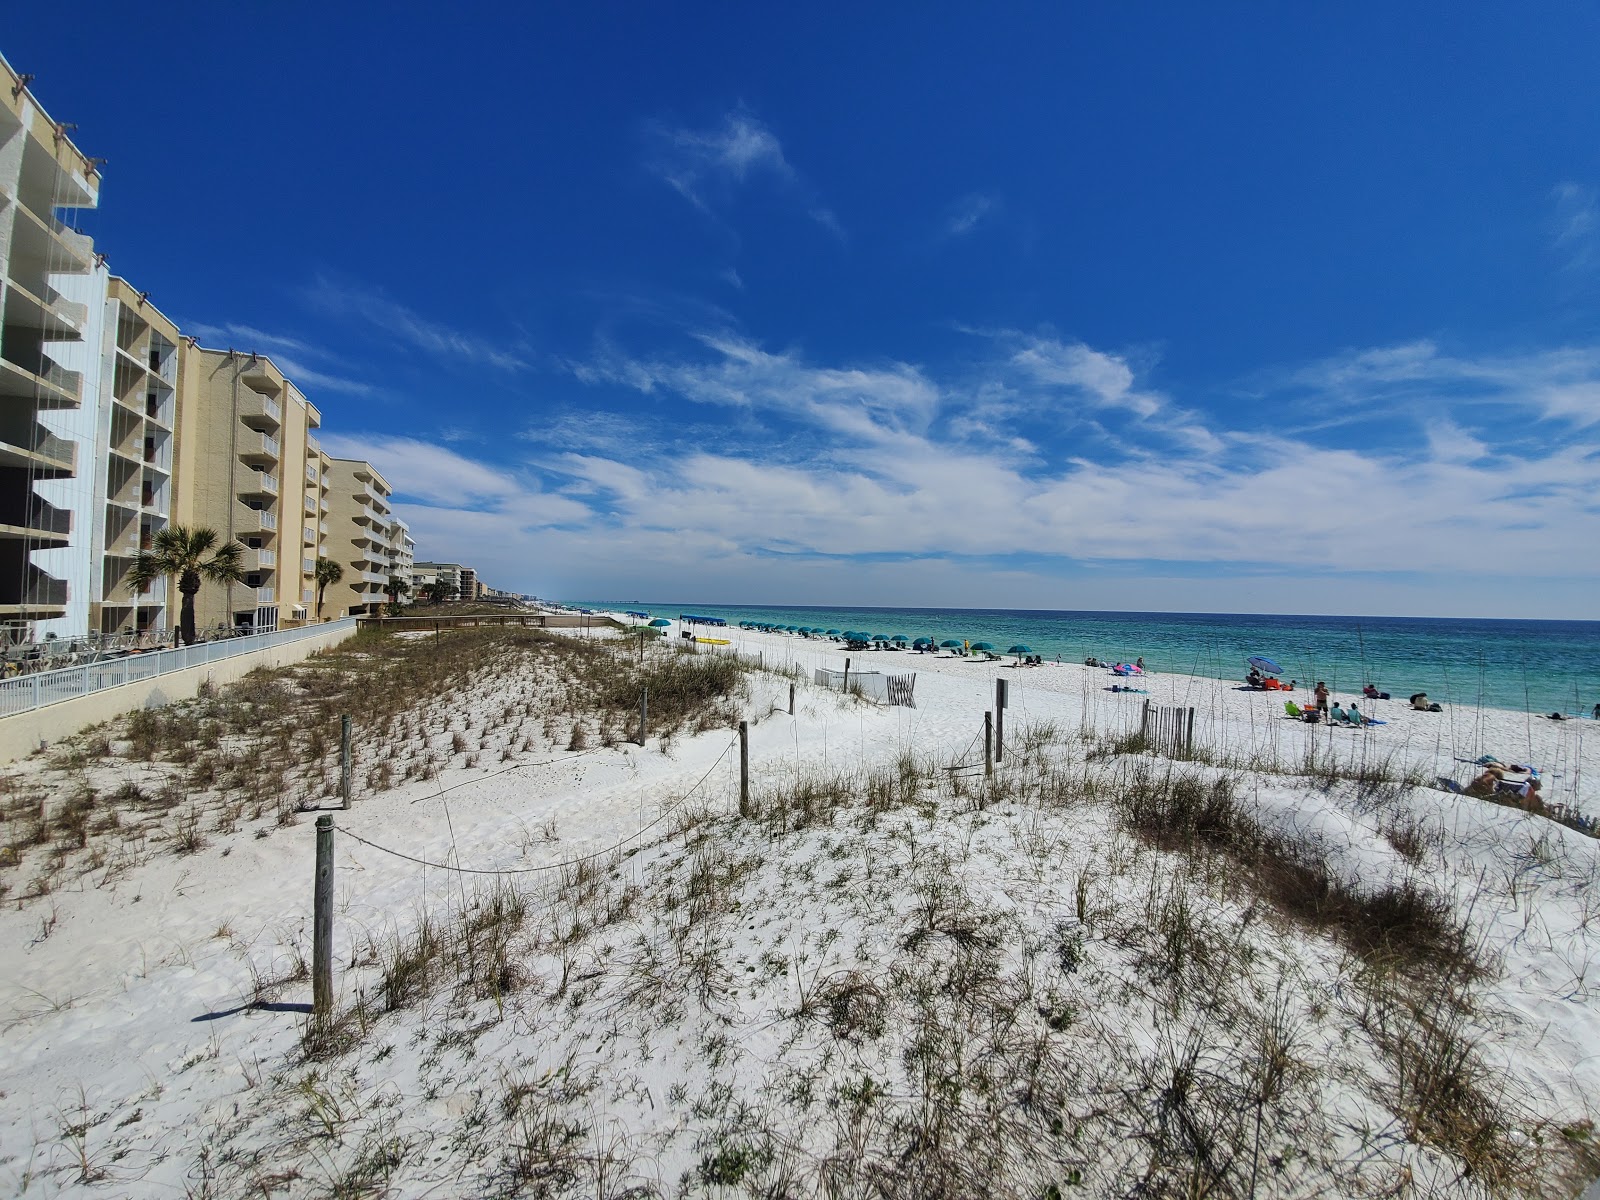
[1008, 644, 1032, 655]
[971, 642, 995, 652]
[1248, 656, 1283, 676]
[826, 628, 841, 636]
[940, 639, 963, 648]
[649, 619, 671, 627]
[869, 633, 889, 642]
[890, 634, 909, 642]
[913, 636, 933, 646]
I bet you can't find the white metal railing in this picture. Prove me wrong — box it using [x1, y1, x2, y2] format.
[0, 618, 357, 716]
[256, 587, 276, 603]
[257, 549, 277, 568]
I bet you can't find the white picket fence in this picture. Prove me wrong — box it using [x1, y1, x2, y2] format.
[0, 619, 357, 717]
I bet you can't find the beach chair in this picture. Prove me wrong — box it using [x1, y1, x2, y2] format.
[1284, 701, 1303, 718]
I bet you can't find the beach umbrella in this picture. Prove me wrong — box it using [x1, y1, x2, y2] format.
[940, 639, 963, 648]
[971, 642, 995, 651]
[890, 634, 909, 642]
[870, 633, 889, 642]
[826, 629, 841, 636]
[1008, 644, 1032, 654]
[1247, 656, 1283, 676]
[649, 619, 671, 627]
[913, 636, 932, 646]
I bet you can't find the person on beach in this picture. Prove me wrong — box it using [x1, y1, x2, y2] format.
[1136, 657, 1145, 672]
[1314, 681, 1329, 714]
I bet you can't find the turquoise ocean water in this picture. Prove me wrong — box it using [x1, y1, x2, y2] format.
[576, 602, 1600, 716]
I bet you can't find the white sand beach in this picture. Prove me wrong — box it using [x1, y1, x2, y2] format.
[2, 615, 1597, 1196]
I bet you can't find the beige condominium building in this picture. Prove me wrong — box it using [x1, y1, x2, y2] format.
[0, 55, 101, 641]
[323, 456, 394, 617]
[172, 345, 326, 633]
[92, 277, 178, 636]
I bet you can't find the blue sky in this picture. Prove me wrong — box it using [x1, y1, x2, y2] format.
[11, 5, 1600, 617]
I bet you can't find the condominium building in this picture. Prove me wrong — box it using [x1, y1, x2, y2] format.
[413, 560, 463, 601]
[324, 456, 394, 617]
[459, 566, 478, 601]
[171, 345, 325, 633]
[0, 55, 102, 641]
[390, 514, 414, 604]
[91, 276, 177, 636]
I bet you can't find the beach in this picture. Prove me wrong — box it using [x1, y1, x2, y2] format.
[2, 614, 1597, 1196]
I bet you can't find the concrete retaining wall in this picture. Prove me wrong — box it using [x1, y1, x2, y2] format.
[0, 621, 358, 762]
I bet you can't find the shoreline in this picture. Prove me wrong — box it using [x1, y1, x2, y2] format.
[601, 610, 1600, 815]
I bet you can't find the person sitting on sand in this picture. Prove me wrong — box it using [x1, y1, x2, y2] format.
[1247, 669, 1263, 689]
[1363, 683, 1379, 699]
[1349, 703, 1367, 726]
[1410, 692, 1442, 712]
[1135, 656, 1145, 672]
[1330, 702, 1350, 725]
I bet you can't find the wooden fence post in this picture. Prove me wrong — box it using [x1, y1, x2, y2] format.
[739, 720, 750, 818]
[313, 814, 334, 1018]
[843, 657, 851, 694]
[984, 711, 993, 777]
[789, 682, 796, 715]
[995, 679, 1008, 763]
[639, 686, 649, 745]
[339, 715, 352, 809]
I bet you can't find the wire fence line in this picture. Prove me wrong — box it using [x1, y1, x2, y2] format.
[0, 618, 358, 718]
[337, 731, 740, 876]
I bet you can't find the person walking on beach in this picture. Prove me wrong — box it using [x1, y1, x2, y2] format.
[1314, 681, 1330, 715]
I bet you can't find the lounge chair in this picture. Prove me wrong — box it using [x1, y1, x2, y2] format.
[1284, 701, 1303, 718]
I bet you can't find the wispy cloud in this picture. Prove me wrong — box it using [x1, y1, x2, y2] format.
[304, 277, 529, 371]
[942, 193, 999, 238]
[185, 321, 376, 394]
[647, 107, 841, 236]
[1551, 181, 1598, 272]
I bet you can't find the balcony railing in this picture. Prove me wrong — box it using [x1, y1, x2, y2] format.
[255, 587, 276, 604]
[238, 430, 281, 463]
[239, 391, 282, 428]
[234, 503, 278, 533]
[240, 471, 278, 496]
[306, 463, 319, 484]
[303, 525, 318, 545]
[256, 549, 277, 570]
[306, 434, 321, 456]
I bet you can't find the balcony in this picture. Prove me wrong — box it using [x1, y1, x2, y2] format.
[302, 556, 316, 574]
[0, 498, 72, 545]
[305, 463, 319, 485]
[0, 568, 70, 617]
[245, 548, 278, 572]
[1, 278, 89, 337]
[234, 503, 278, 535]
[239, 470, 278, 498]
[239, 357, 281, 395]
[255, 587, 276, 604]
[0, 355, 81, 409]
[238, 429, 281, 464]
[303, 494, 317, 514]
[306, 434, 321, 456]
[238, 390, 282, 428]
[0, 427, 77, 477]
[303, 524, 318, 545]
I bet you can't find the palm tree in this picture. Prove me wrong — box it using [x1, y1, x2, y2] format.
[314, 557, 344, 619]
[421, 581, 455, 606]
[384, 575, 411, 606]
[126, 525, 247, 648]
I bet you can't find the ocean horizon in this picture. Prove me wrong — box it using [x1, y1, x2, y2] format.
[575, 601, 1600, 716]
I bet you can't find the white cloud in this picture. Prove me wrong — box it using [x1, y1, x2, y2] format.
[1009, 336, 1163, 418]
[1551, 181, 1598, 271]
[943, 193, 998, 238]
[648, 108, 841, 236]
[361, 331, 1600, 615]
[304, 277, 528, 371]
